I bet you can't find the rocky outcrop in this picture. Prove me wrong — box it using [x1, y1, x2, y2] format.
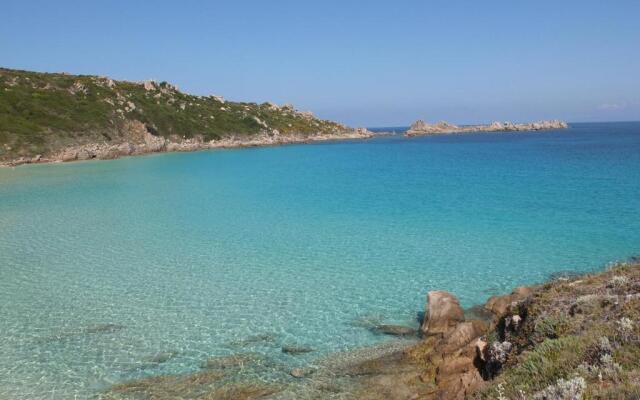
[421, 290, 465, 336]
[101, 261, 639, 400]
[406, 119, 568, 137]
[485, 285, 533, 321]
[442, 320, 488, 352]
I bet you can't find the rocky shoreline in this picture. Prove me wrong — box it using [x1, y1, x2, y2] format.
[100, 259, 640, 399]
[406, 119, 569, 137]
[0, 67, 375, 168]
[1, 125, 373, 167]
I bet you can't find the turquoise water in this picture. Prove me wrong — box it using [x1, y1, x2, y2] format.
[1, 122, 639, 398]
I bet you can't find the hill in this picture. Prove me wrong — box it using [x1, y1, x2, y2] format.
[0, 68, 370, 165]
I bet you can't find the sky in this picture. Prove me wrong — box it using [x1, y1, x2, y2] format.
[2, 0, 639, 127]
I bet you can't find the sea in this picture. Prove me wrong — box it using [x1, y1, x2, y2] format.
[1, 122, 639, 398]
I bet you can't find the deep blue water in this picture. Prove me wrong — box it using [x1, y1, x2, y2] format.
[1, 122, 639, 398]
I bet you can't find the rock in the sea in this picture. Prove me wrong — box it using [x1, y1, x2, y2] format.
[282, 345, 314, 355]
[228, 333, 277, 347]
[406, 120, 460, 136]
[84, 324, 125, 334]
[421, 291, 465, 336]
[371, 324, 418, 337]
[105, 370, 282, 400]
[406, 119, 568, 137]
[145, 351, 176, 364]
[201, 353, 263, 370]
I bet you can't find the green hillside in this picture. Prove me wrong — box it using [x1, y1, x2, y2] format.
[0, 68, 349, 161]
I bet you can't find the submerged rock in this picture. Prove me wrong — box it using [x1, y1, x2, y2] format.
[371, 324, 418, 337]
[145, 351, 176, 364]
[84, 324, 125, 334]
[421, 291, 465, 336]
[103, 370, 282, 400]
[228, 333, 278, 347]
[282, 345, 314, 355]
[201, 353, 264, 370]
[350, 314, 386, 329]
[136, 352, 178, 370]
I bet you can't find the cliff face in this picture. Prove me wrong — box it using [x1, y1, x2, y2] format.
[0, 68, 371, 165]
[406, 119, 569, 137]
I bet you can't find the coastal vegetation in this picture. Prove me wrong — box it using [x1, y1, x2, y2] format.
[0, 67, 369, 165]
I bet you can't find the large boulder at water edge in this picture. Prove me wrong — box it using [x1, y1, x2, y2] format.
[420, 290, 465, 336]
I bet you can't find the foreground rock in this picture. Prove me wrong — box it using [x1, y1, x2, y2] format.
[290, 261, 640, 399]
[420, 290, 465, 336]
[406, 119, 568, 137]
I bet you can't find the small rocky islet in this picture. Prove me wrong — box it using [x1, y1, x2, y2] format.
[406, 119, 569, 137]
[101, 260, 640, 399]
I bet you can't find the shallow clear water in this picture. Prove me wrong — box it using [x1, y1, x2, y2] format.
[1, 122, 639, 398]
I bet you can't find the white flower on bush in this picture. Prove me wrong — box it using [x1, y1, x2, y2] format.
[609, 275, 629, 289]
[616, 317, 634, 342]
[533, 376, 586, 400]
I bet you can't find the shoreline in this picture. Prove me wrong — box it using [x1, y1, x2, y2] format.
[0, 129, 374, 168]
[1, 119, 573, 168]
[101, 258, 640, 399]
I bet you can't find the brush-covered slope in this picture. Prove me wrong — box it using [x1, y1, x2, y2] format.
[0, 68, 362, 163]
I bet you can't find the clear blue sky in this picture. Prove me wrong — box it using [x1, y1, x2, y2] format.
[2, 1, 639, 126]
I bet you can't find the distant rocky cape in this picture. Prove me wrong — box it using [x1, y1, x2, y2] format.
[406, 119, 568, 137]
